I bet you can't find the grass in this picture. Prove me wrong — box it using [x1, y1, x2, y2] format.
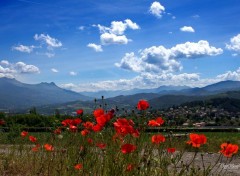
[0, 129, 239, 175]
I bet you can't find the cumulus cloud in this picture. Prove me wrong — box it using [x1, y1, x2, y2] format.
[34, 34, 62, 49]
[180, 26, 195, 33]
[216, 67, 240, 81]
[51, 68, 58, 73]
[87, 43, 103, 52]
[15, 62, 40, 73]
[226, 34, 240, 52]
[100, 33, 129, 45]
[60, 72, 202, 92]
[12, 44, 35, 53]
[116, 40, 223, 73]
[0, 60, 40, 78]
[94, 19, 139, 45]
[149, 1, 165, 18]
[70, 71, 77, 76]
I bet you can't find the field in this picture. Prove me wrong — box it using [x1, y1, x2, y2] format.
[0, 100, 239, 176]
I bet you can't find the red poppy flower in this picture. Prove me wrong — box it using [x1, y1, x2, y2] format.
[44, 144, 54, 151]
[96, 143, 106, 149]
[72, 118, 82, 126]
[93, 108, 104, 118]
[29, 136, 37, 143]
[137, 100, 149, 110]
[0, 119, 5, 125]
[126, 164, 134, 171]
[121, 144, 137, 154]
[76, 109, 83, 115]
[74, 163, 83, 170]
[61, 119, 72, 126]
[151, 134, 166, 144]
[83, 121, 94, 129]
[54, 128, 62, 134]
[148, 117, 164, 127]
[32, 144, 40, 152]
[92, 124, 103, 132]
[167, 148, 176, 153]
[113, 118, 135, 137]
[21, 131, 28, 138]
[81, 129, 89, 136]
[220, 143, 239, 157]
[187, 133, 207, 148]
[96, 115, 108, 126]
[69, 125, 78, 132]
[87, 138, 93, 144]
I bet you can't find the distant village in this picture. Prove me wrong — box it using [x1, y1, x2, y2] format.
[157, 105, 240, 127]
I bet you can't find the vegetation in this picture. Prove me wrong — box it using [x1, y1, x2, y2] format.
[0, 99, 239, 175]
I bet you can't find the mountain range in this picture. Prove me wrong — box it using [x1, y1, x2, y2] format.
[0, 77, 90, 110]
[1, 77, 240, 113]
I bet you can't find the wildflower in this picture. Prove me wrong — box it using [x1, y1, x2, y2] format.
[21, 131, 28, 138]
[81, 129, 89, 136]
[113, 118, 135, 137]
[32, 144, 40, 152]
[87, 138, 93, 144]
[54, 128, 62, 134]
[76, 109, 83, 115]
[96, 143, 106, 149]
[29, 136, 37, 143]
[96, 114, 108, 126]
[126, 164, 134, 171]
[167, 147, 176, 153]
[220, 143, 239, 157]
[137, 99, 149, 110]
[61, 119, 72, 127]
[151, 134, 166, 144]
[83, 121, 94, 129]
[69, 125, 77, 132]
[187, 133, 207, 148]
[93, 108, 104, 118]
[92, 124, 103, 132]
[74, 163, 83, 170]
[72, 118, 82, 126]
[44, 144, 54, 151]
[121, 144, 137, 154]
[148, 117, 164, 127]
[0, 119, 5, 125]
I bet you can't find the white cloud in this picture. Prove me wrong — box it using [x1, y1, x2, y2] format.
[192, 15, 200, 18]
[45, 52, 55, 58]
[51, 68, 58, 73]
[170, 40, 223, 58]
[149, 1, 165, 18]
[216, 67, 240, 81]
[78, 26, 85, 30]
[15, 62, 40, 73]
[124, 19, 140, 30]
[226, 34, 240, 52]
[0, 60, 40, 78]
[96, 19, 140, 35]
[60, 72, 201, 92]
[0, 60, 10, 66]
[34, 34, 62, 49]
[180, 26, 195, 33]
[70, 71, 77, 76]
[116, 40, 223, 73]
[94, 19, 139, 45]
[60, 68, 240, 92]
[100, 33, 129, 45]
[87, 43, 103, 52]
[12, 44, 35, 53]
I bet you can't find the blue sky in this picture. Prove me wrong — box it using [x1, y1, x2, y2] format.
[0, 0, 240, 92]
